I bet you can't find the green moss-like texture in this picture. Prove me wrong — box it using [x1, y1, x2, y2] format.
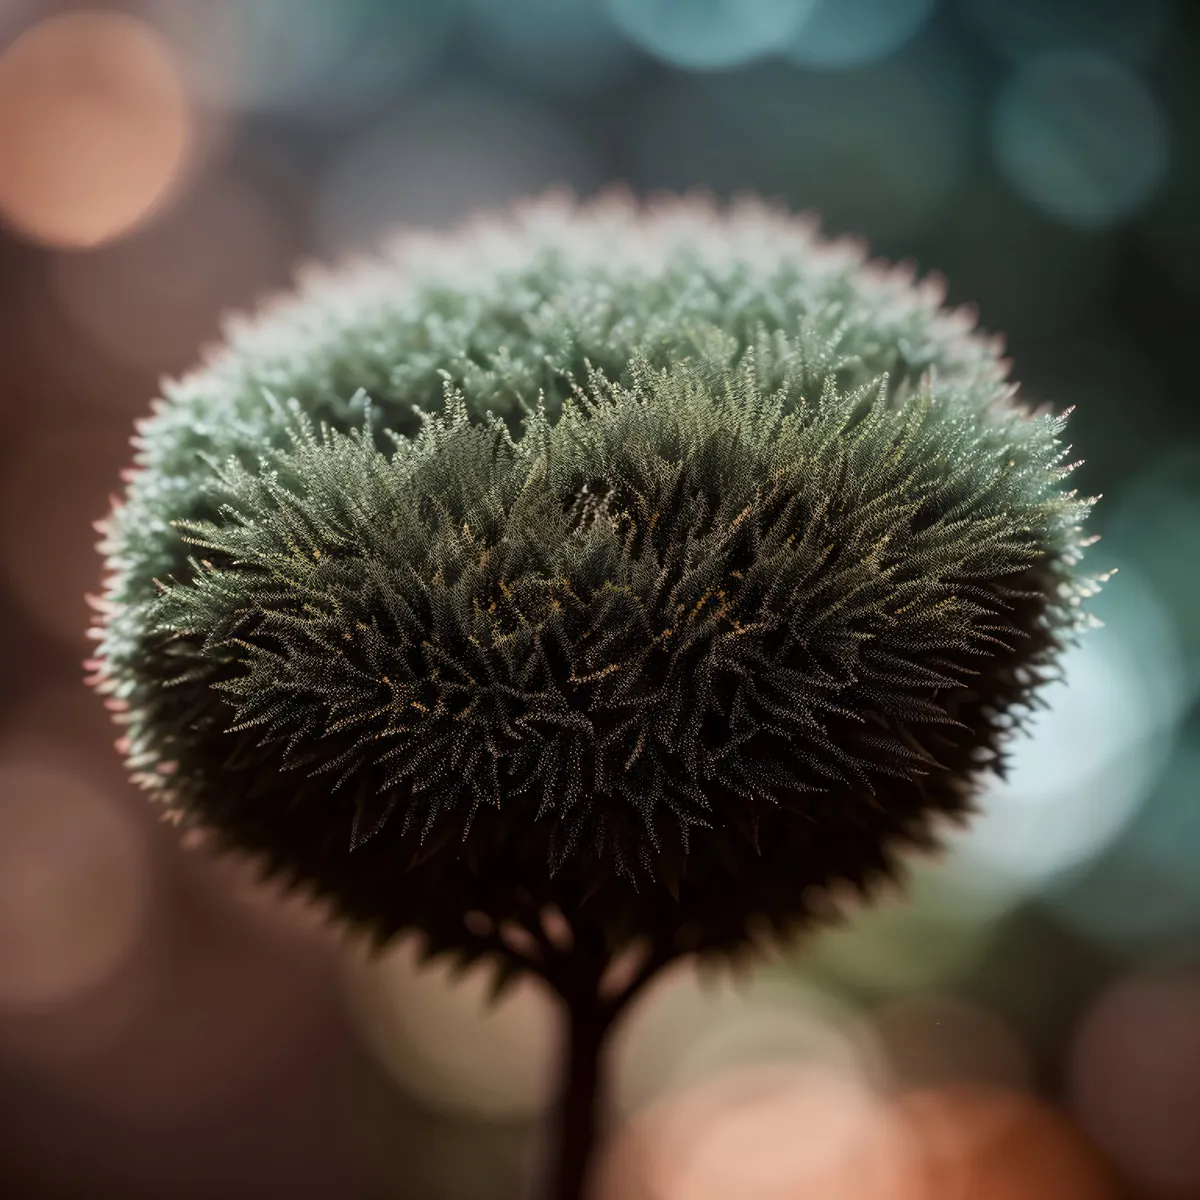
[90, 194, 1094, 964]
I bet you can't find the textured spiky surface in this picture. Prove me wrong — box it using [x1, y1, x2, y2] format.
[90, 194, 1095, 966]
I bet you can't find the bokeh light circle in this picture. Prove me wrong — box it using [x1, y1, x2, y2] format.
[0, 759, 151, 1011]
[671, 1000, 869, 1102]
[604, 0, 814, 71]
[992, 53, 1168, 230]
[611, 961, 866, 1118]
[783, 0, 934, 69]
[599, 1064, 919, 1200]
[1049, 740, 1200, 951]
[900, 1084, 1118, 1199]
[949, 557, 1185, 893]
[344, 938, 557, 1120]
[1070, 970, 1200, 1194]
[0, 11, 192, 248]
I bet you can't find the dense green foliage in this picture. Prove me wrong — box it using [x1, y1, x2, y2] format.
[91, 195, 1094, 964]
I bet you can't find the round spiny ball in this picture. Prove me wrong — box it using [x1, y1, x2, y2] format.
[90, 193, 1095, 965]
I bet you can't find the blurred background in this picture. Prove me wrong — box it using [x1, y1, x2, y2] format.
[0, 0, 1198, 1197]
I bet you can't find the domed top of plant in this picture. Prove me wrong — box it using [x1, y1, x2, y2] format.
[90, 192, 1095, 975]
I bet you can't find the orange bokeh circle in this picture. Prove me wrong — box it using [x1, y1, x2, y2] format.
[0, 11, 192, 248]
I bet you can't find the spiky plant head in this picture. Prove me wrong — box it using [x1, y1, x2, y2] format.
[89, 193, 1095, 970]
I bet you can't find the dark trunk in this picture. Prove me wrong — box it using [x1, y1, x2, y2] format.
[538, 938, 676, 1200]
[544, 988, 611, 1200]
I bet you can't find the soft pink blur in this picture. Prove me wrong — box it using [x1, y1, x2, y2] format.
[0, 11, 192, 248]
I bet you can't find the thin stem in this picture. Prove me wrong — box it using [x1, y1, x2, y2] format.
[540, 940, 681, 1200]
[546, 984, 613, 1200]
